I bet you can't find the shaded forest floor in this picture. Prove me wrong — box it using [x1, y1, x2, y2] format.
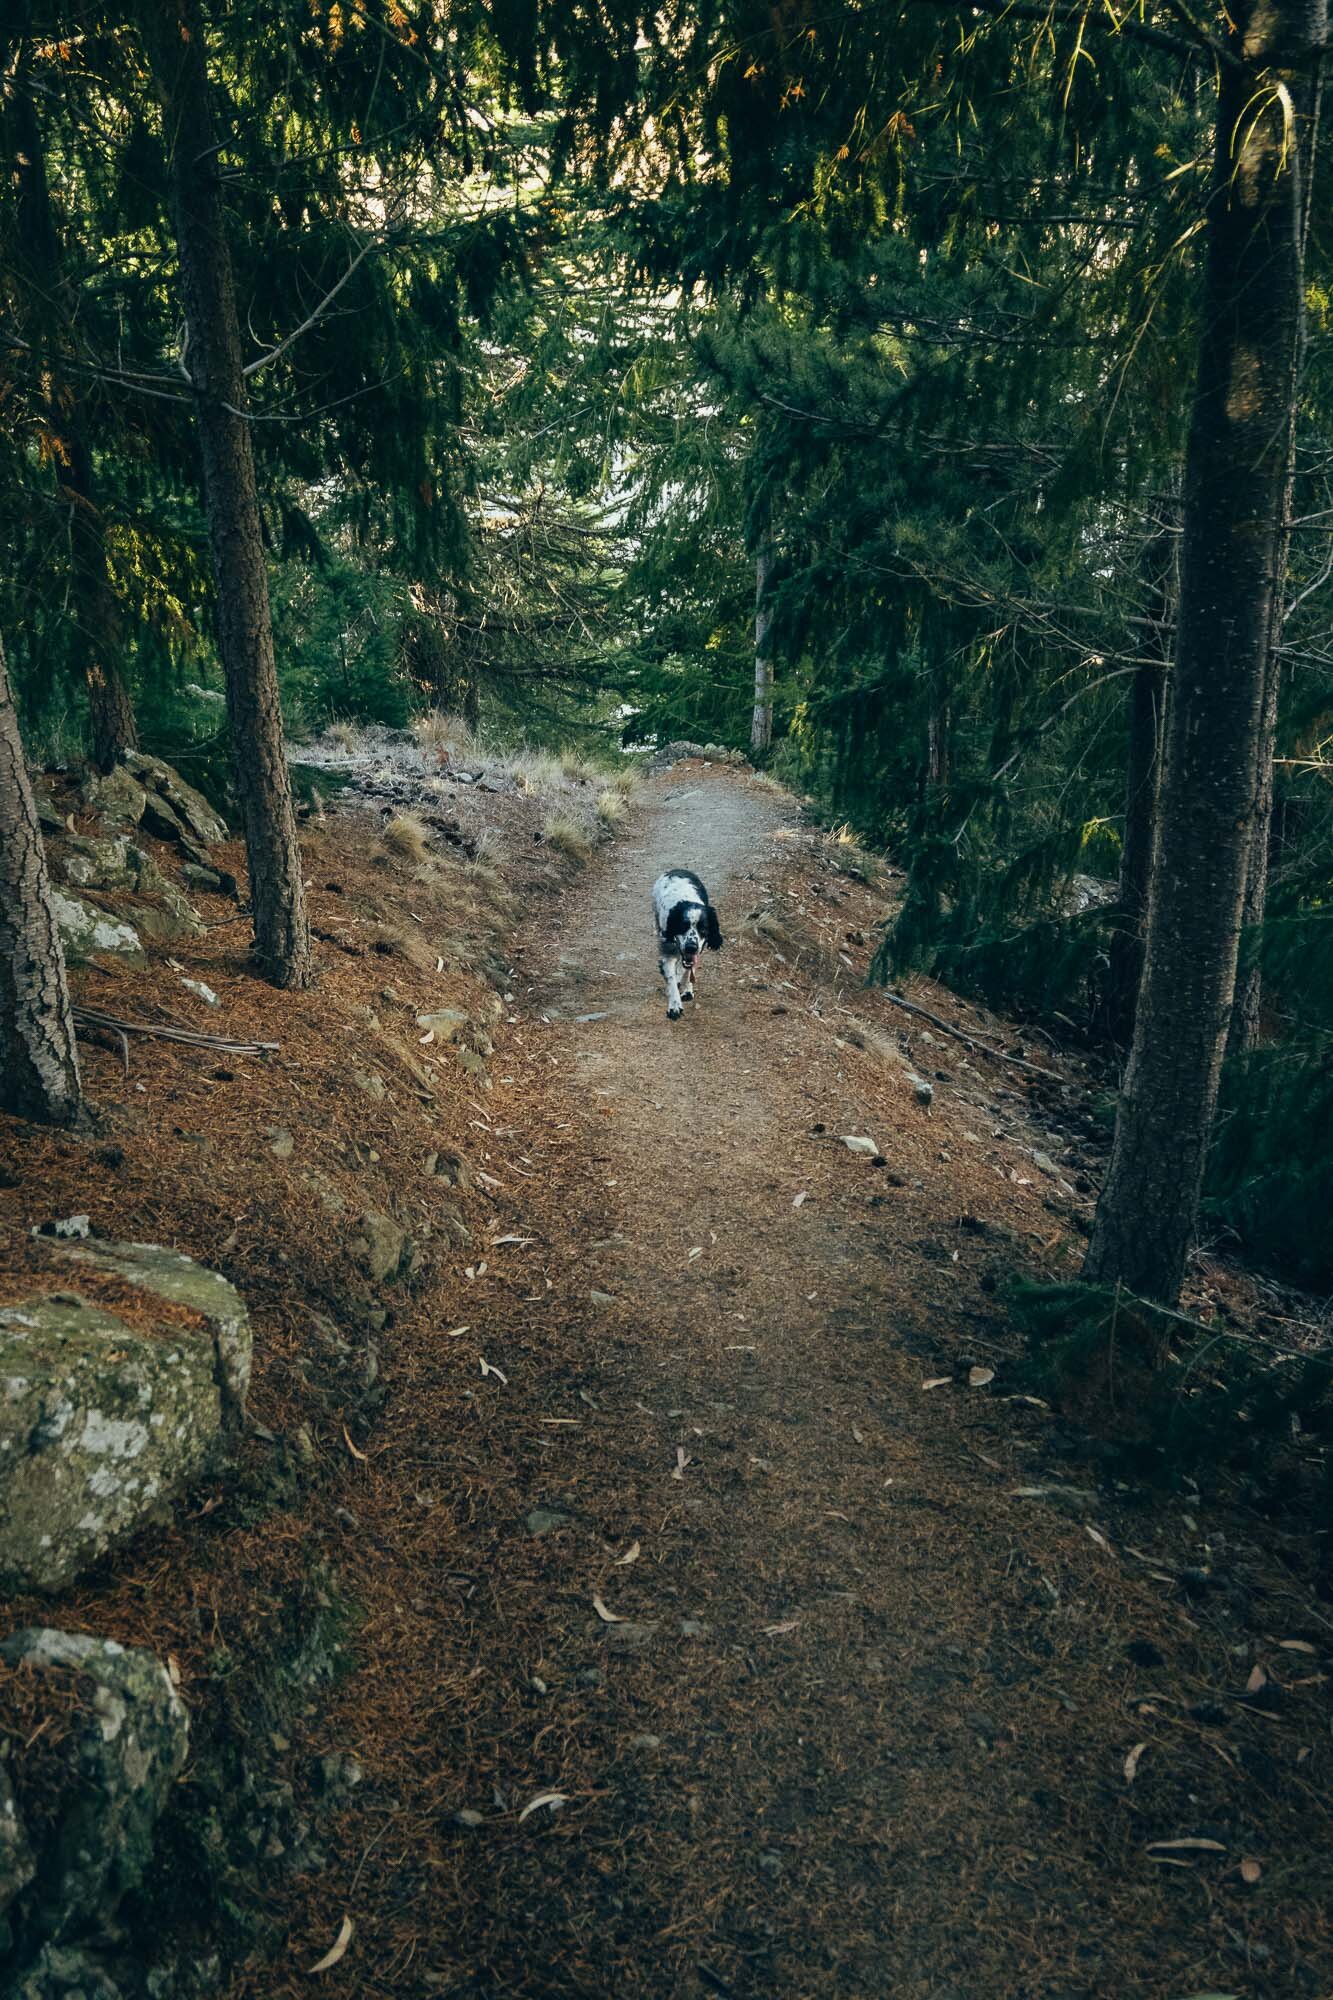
[3, 758, 1331, 1998]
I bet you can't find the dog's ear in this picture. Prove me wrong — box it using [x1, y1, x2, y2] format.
[663, 901, 687, 943]
[705, 905, 723, 952]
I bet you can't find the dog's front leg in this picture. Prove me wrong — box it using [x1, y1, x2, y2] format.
[660, 952, 684, 1020]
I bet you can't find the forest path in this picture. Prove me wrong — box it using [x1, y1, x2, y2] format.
[305, 763, 1316, 2000]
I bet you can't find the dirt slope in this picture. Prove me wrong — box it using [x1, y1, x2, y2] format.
[270, 763, 1330, 2000]
[3, 759, 1329, 1999]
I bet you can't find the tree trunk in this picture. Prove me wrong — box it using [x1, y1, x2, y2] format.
[139, 0, 311, 989]
[1227, 65, 1323, 1057]
[751, 541, 775, 758]
[10, 79, 139, 774]
[1103, 514, 1173, 1043]
[1083, 0, 1324, 1307]
[65, 433, 141, 774]
[926, 667, 950, 794]
[0, 635, 84, 1126]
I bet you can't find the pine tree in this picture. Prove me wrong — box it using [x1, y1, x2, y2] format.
[0, 633, 83, 1126]
[136, 0, 311, 989]
[1084, 0, 1326, 1304]
[5, 39, 140, 771]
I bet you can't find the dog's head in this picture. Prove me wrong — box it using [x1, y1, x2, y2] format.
[666, 900, 706, 969]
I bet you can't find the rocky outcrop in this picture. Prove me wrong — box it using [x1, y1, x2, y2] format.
[48, 1239, 252, 1423]
[83, 753, 227, 848]
[53, 835, 203, 943]
[350, 1210, 420, 1285]
[0, 1248, 251, 1593]
[0, 1629, 187, 1988]
[48, 887, 144, 967]
[0, 1294, 220, 1594]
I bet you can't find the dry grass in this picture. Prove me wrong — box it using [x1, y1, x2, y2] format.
[327, 720, 363, 753]
[509, 749, 566, 796]
[380, 813, 431, 866]
[542, 813, 593, 861]
[366, 920, 435, 970]
[412, 712, 481, 761]
[605, 762, 642, 797]
[558, 748, 602, 786]
[595, 788, 628, 830]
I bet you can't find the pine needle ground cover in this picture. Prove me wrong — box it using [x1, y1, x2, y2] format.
[2, 763, 1330, 1998]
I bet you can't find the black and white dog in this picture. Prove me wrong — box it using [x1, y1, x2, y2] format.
[652, 869, 723, 1020]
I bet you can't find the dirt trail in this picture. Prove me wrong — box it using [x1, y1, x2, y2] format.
[332, 763, 1325, 2000]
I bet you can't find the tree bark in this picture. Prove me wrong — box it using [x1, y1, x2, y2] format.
[1084, 0, 1325, 1307]
[139, 0, 311, 989]
[751, 540, 775, 757]
[0, 634, 84, 1126]
[926, 666, 950, 794]
[1227, 65, 1323, 1057]
[10, 79, 139, 774]
[1103, 514, 1173, 1043]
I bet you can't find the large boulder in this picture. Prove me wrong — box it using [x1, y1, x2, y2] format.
[125, 754, 227, 846]
[48, 889, 144, 967]
[0, 1293, 220, 1594]
[83, 754, 227, 849]
[53, 836, 202, 944]
[47, 1240, 252, 1426]
[0, 1629, 187, 1956]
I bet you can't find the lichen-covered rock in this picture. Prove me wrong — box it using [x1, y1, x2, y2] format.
[350, 1211, 418, 1284]
[125, 754, 227, 846]
[416, 1007, 469, 1044]
[0, 1294, 221, 1593]
[82, 754, 227, 849]
[48, 888, 144, 967]
[53, 837, 202, 944]
[81, 764, 148, 832]
[0, 1765, 36, 1954]
[48, 1240, 252, 1425]
[0, 1628, 187, 1953]
[9, 1943, 124, 1999]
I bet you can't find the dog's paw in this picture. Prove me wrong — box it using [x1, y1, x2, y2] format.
[667, 1004, 682, 1021]
[681, 988, 694, 1003]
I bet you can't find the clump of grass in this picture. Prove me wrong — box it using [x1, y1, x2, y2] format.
[606, 762, 642, 798]
[542, 813, 593, 862]
[381, 813, 431, 865]
[558, 748, 601, 785]
[413, 712, 480, 762]
[595, 787, 628, 829]
[367, 921, 434, 969]
[510, 749, 566, 796]
[328, 720, 363, 753]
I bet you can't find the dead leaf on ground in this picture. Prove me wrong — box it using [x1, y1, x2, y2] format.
[613, 1541, 641, 1565]
[592, 1594, 623, 1623]
[305, 1915, 353, 1974]
[1279, 1639, 1317, 1655]
[968, 1366, 995, 1387]
[1245, 1663, 1268, 1694]
[517, 1791, 569, 1823]
[479, 1357, 508, 1384]
[1146, 1837, 1227, 1855]
[672, 1446, 689, 1480]
[921, 1376, 951, 1391]
[1124, 1742, 1147, 1782]
[792, 1191, 808, 1208]
[763, 1620, 801, 1637]
[342, 1426, 368, 1463]
[1240, 1857, 1263, 1884]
